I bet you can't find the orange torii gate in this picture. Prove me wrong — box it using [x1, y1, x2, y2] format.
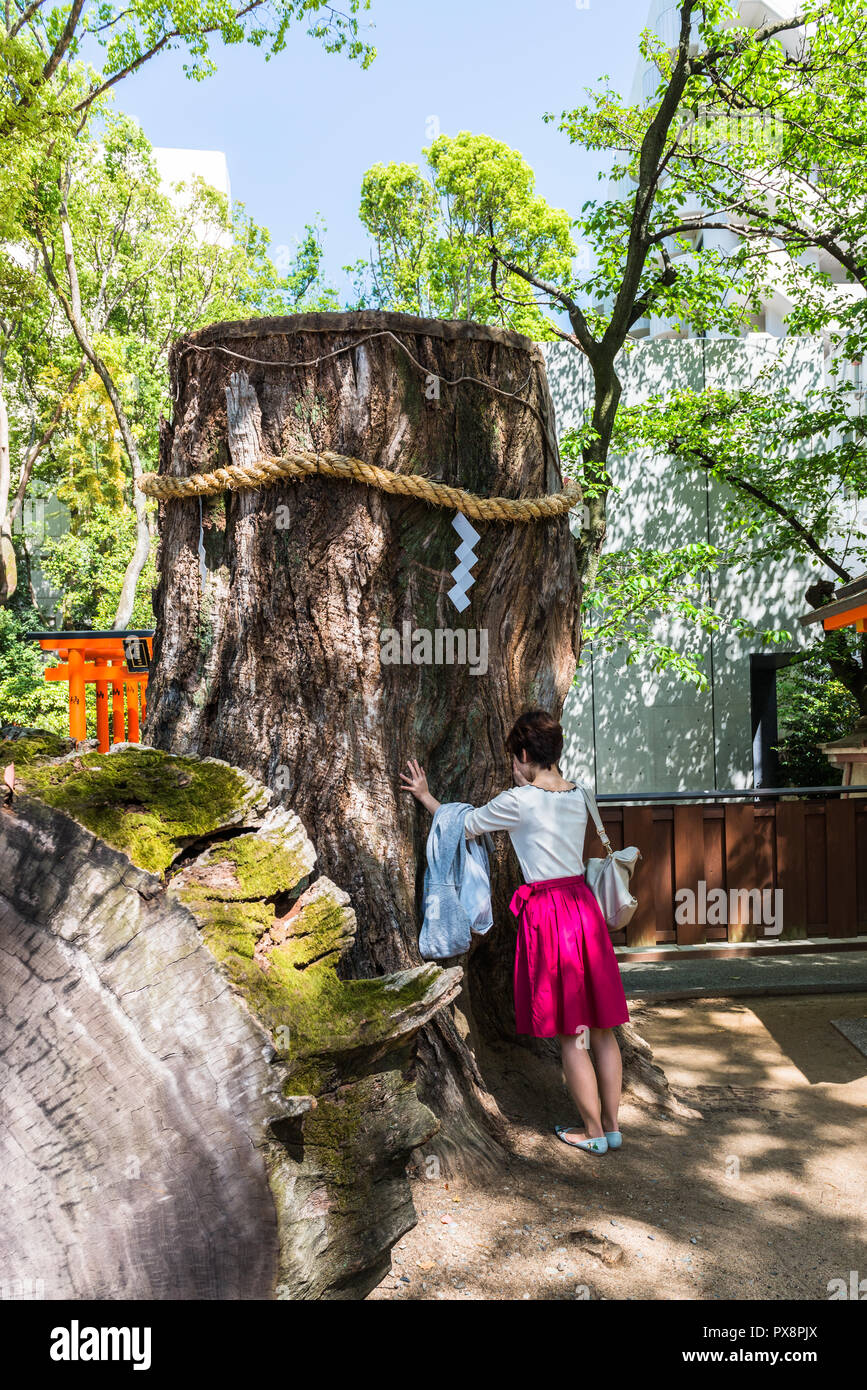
[26, 631, 154, 753]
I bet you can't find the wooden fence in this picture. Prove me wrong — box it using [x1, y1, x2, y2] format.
[589, 796, 867, 948]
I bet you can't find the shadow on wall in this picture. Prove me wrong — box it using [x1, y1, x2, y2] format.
[544, 338, 824, 794]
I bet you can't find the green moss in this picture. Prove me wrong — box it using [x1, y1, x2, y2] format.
[288, 967, 439, 1058]
[19, 749, 257, 875]
[187, 868, 439, 1099]
[179, 892, 274, 961]
[272, 890, 350, 971]
[182, 832, 311, 902]
[281, 1060, 333, 1096]
[0, 731, 74, 766]
[174, 831, 312, 961]
[217, 932, 439, 1065]
[301, 1087, 369, 1187]
[297, 1067, 421, 1196]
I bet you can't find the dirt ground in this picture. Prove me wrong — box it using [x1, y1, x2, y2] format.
[368, 993, 867, 1301]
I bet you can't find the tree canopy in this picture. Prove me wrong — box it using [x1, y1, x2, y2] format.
[481, 0, 866, 710]
[1, 103, 338, 621]
[351, 132, 576, 339]
[1, 1, 375, 137]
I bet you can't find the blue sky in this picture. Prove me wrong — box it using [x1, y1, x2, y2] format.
[121, 0, 652, 295]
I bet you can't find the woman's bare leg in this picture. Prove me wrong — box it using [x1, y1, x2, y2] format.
[589, 1028, 622, 1132]
[558, 1031, 604, 1141]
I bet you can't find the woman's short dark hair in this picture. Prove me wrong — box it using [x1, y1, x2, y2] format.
[505, 709, 564, 770]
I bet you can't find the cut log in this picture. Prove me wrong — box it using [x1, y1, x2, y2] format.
[0, 734, 459, 1299]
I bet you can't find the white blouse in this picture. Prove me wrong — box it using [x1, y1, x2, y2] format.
[463, 782, 590, 884]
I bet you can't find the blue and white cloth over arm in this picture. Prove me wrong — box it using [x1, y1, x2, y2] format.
[419, 802, 493, 960]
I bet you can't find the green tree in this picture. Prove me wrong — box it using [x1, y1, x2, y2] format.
[0, 603, 68, 731]
[275, 218, 341, 314]
[482, 1, 866, 713]
[1, 1, 375, 146]
[615, 380, 867, 710]
[353, 132, 576, 338]
[486, 1, 804, 597]
[1, 0, 372, 622]
[0, 227, 88, 605]
[598, 0, 867, 708]
[41, 502, 158, 629]
[11, 109, 333, 623]
[0, 505, 157, 733]
[775, 652, 859, 786]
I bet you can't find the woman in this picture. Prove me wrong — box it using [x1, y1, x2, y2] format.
[401, 708, 630, 1156]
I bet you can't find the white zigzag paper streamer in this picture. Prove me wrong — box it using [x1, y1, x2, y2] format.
[447, 511, 481, 613]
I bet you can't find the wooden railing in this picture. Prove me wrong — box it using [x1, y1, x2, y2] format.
[588, 792, 867, 947]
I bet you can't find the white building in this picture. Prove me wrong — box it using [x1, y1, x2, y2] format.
[153, 148, 231, 202]
[556, 0, 865, 793]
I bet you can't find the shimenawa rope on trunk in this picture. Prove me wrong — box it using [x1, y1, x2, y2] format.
[136, 448, 583, 524]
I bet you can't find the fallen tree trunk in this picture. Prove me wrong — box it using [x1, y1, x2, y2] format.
[0, 731, 459, 1299]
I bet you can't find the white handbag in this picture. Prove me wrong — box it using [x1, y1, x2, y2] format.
[579, 782, 641, 931]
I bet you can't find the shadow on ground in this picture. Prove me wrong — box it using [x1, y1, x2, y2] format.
[369, 993, 867, 1301]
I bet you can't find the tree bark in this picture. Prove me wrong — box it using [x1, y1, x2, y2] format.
[143, 310, 581, 1166]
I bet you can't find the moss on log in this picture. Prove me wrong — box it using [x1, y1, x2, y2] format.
[0, 732, 460, 1299]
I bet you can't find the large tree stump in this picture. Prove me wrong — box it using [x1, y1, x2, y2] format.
[144, 311, 582, 1164]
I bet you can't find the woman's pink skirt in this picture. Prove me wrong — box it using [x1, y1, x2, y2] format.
[510, 873, 630, 1037]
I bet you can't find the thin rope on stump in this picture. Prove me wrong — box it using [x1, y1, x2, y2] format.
[137, 448, 583, 524]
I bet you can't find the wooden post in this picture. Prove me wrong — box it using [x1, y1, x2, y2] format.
[95, 680, 109, 753]
[67, 648, 86, 742]
[110, 660, 125, 744]
[775, 801, 807, 939]
[725, 803, 757, 944]
[125, 682, 140, 743]
[825, 799, 857, 938]
[673, 804, 705, 944]
[622, 804, 656, 947]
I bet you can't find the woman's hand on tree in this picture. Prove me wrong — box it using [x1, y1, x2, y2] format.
[400, 759, 429, 798]
[400, 759, 440, 815]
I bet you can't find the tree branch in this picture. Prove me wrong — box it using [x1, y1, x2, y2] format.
[677, 442, 852, 583]
[41, 0, 85, 82]
[489, 237, 597, 355]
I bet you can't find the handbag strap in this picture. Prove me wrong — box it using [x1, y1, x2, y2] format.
[579, 780, 614, 859]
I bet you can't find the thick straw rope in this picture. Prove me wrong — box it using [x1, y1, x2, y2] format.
[137, 449, 583, 523]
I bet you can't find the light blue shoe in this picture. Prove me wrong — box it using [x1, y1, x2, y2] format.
[554, 1125, 608, 1155]
[605, 1130, 623, 1150]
